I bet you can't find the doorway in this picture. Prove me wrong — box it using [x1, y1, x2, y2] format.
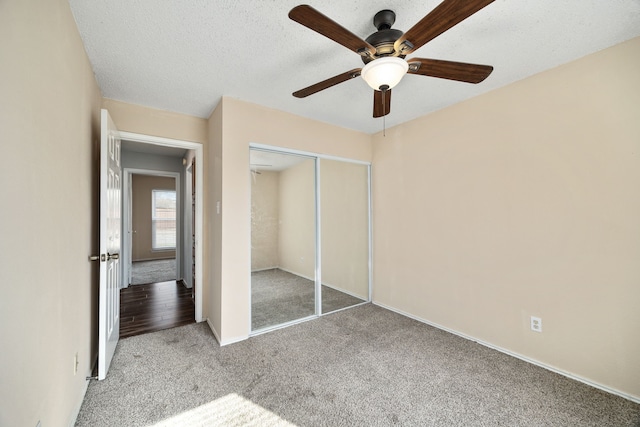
[124, 170, 181, 286]
[118, 131, 204, 323]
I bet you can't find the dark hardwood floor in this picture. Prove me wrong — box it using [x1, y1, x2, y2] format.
[120, 280, 195, 339]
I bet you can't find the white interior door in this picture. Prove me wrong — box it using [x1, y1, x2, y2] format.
[98, 109, 121, 380]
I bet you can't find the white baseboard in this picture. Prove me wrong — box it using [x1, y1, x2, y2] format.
[250, 266, 278, 273]
[270, 268, 368, 301]
[206, 318, 248, 347]
[69, 372, 91, 426]
[322, 281, 367, 300]
[372, 301, 640, 404]
[220, 335, 249, 346]
[277, 267, 314, 282]
[206, 318, 221, 345]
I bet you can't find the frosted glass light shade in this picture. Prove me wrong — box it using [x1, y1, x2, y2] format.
[361, 57, 409, 90]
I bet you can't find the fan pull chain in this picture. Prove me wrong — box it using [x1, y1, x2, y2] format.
[380, 86, 388, 137]
[382, 89, 386, 137]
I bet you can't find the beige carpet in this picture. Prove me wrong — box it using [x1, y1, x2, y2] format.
[130, 259, 176, 285]
[75, 304, 639, 426]
[251, 268, 365, 330]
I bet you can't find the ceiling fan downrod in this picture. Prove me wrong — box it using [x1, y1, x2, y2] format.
[363, 9, 406, 63]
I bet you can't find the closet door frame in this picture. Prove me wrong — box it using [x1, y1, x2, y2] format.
[249, 143, 372, 336]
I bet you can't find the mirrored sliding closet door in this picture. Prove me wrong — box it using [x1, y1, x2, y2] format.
[250, 149, 316, 331]
[319, 159, 369, 314]
[250, 147, 371, 333]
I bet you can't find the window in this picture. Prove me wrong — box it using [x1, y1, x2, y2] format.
[152, 190, 176, 250]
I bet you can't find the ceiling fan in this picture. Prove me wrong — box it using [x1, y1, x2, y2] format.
[289, 0, 495, 118]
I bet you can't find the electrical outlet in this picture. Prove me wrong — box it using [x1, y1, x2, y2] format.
[73, 352, 79, 375]
[530, 316, 542, 333]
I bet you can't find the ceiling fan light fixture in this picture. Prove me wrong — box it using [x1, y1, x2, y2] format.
[361, 57, 408, 91]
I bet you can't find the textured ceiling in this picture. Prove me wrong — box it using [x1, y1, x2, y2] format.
[68, 0, 640, 134]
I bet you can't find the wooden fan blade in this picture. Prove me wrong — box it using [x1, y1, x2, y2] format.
[394, 0, 495, 55]
[289, 5, 376, 57]
[407, 58, 493, 83]
[293, 68, 362, 98]
[373, 89, 392, 118]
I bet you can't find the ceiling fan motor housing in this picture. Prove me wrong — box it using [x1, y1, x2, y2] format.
[363, 9, 405, 64]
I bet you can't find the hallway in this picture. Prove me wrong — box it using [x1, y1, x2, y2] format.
[120, 281, 194, 338]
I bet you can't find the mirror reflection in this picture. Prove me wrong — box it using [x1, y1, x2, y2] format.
[250, 150, 316, 331]
[250, 148, 371, 332]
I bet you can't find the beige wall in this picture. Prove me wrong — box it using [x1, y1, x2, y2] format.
[321, 159, 369, 299]
[207, 101, 223, 336]
[0, 0, 103, 425]
[212, 97, 372, 344]
[102, 98, 208, 144]
[131, 175, 177, 261]
[278, 160, 316, 278]
[372, 37, 640, 400]
[251, 171, 280, 271]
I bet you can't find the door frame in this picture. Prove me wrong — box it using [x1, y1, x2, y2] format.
[122, 168, 181, 287]
[184, 161, 194, 288]
[118, 131, 204, 322]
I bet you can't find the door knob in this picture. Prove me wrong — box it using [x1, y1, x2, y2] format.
[89, 253, 119, 261]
